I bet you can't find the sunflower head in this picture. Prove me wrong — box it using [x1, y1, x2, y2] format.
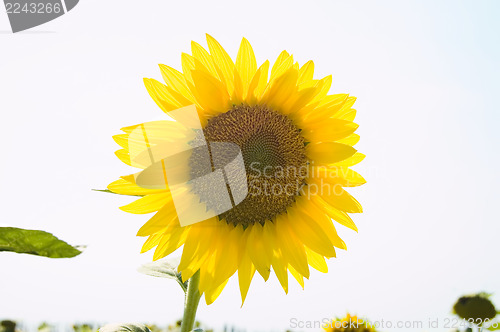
[453, 293, 497, 324]
[200, 103, 308, 226]
[108, 34, 365, 304]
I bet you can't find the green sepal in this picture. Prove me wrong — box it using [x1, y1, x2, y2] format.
[92, 189, 144, 197]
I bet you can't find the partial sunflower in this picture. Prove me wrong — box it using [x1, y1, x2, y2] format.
[108, 34, 365, 305]
[453, 293, 498, 325]
[324, 314, 376, 332]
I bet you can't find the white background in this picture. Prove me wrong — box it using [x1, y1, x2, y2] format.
[1, 0, 499, 331]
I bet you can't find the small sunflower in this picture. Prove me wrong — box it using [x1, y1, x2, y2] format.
[324, 314, 376, 332]
[109, 35, 365, 304]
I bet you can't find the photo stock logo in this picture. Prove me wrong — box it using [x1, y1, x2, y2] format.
[126, 105, 359, 227]
[3, 0, 79, 33]
[128, 105, 249, 227]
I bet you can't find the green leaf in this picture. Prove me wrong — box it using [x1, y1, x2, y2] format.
[137, 257, 187, 292]
[0, 227, 82, 258]
[99, 324, 151, 332]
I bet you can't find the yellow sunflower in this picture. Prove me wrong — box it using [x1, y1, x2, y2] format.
[108, 34, 365, 305]
[324, 314, 376, 332]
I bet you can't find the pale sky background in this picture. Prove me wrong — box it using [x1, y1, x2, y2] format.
[1, 0, 499, 331]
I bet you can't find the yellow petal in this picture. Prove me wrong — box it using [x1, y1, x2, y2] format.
[153, 226, 189, 261]
[205, 279, 229, 305]
[318, 185, 363, 213]
[319, 93, 349, 109]
[288, 265, 305, 289]
[238, 252, 256, 305]
[298, 60, 314, 84]
[136, 200, 178, 236]
[143, 78, 182, 113]
[337, 133, 360, 146]
[191, 70, 230, 113]
[116, 127, 186, 164]
[332, 152, 365, 167]
[159, 64, 195, 101]
[179, 253, 204, 282]
[306, 142, 357, 165]
[310, 75, 332, 103]
[336, 96, 357, 113]
[120, 124, 141, 134]
[119, 192, 172, 214]
[198, 225, 227, 292]
[246, 223, 272, 281]
[119, 121, 190, 174]
[145, 78, 185, 106]
[191, 41, 221, 81]
[108, 178, 166, 196]
[310, 166, 366, 188]
[210, 225, 242, 287]
[235, 37, 257, 98]
[299, 94, 349, 122]
[271, 248, 288, 294]
[311, 195, 358, 232]
[271, 51, 289, 73]
[333, 97, 357, 120]
[198, 224, 240, 293]
[287, 204, 336, 258]
[338, 168, 366, 187]
[270, 50, 293, 82]
[183, 218, 223, 274]
[245, 67, 261, 104]
[112, 134, 128, 149]
[206, 34, 235, 94]
[198, 255, 216, 292]
[181, 52, 196, 84]
[305, 247, 328, 273]
[179, 221, 213, 271]
[303, 119, 358, 142]
[275, 214, 310, 278]
[180, 220, 223, 282]
[232, 69, 244, 104]
[254, 60, 270, 100]
[115, 149, 132, 166]
[260, 222, 288, 293]
[337, 108, 357, 122]
[285, 86, 320, 115]
[297, 199, 346, 250]
[140, 232, 162, 253]
[261, 68, 298, 113]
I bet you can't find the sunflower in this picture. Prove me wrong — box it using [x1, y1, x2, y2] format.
[324, 314, 376, 332]
[108, 34, 365, 305]
[453, 293, 498, 325]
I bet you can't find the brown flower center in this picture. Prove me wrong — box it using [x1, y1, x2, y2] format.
[189, 104, 307, 226]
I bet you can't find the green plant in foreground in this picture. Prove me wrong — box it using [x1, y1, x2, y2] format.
[0, 227, 82, 258]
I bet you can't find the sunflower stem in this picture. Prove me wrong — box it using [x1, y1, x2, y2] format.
[180, 270, 202, 332]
